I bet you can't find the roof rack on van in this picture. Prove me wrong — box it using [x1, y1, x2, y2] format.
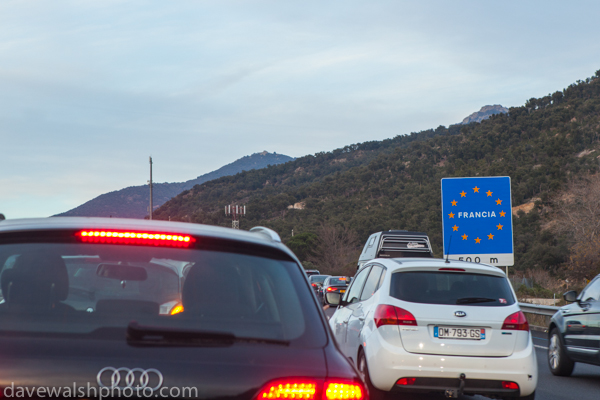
[378, 235, 432, 255]
[357, 230, 434, 271]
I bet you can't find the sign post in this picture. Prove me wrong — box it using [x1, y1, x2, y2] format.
[441, 177, 514, 266]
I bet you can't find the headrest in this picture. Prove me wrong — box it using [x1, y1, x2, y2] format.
[1, 251, 69, 305]
[182, 263, 241, 316]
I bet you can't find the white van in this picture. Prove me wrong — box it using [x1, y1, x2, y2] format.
[357, 230, 433, 270]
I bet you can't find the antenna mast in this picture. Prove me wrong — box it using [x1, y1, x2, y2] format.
[149, 156, 153, 220]
[225, 204, 246, 229]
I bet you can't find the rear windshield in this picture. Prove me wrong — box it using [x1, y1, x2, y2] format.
[309, 275, 328, 283]
[0, 242, 325, 347]
[328, 277, 350, 286]
[390, 271, 515, 306]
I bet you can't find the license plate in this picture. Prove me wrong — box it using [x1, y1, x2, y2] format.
[434, 326, 485, 340]
[340, 290, 346, 293]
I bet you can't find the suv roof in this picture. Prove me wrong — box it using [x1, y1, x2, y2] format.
[0, 217, 293, 251]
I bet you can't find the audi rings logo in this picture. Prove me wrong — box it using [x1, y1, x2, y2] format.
[97, 367, 164, 391]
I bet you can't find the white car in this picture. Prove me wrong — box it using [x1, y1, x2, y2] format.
[328, 258, 537, 399]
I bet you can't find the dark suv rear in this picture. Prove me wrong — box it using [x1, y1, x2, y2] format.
[0, 218, 367, 400]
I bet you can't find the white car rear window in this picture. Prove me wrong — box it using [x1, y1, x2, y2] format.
[390, 271, 515, 306]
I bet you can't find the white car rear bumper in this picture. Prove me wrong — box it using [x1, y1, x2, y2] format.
[365, 329, 538, 397]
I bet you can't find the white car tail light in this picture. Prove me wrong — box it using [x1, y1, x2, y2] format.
[374, 304, 417, 328]
[501, 311, 529, 331]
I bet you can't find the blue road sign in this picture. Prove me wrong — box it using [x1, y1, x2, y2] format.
[441, 176, 514, 266]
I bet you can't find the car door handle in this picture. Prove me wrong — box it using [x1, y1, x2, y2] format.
[358, 317, 366, 321]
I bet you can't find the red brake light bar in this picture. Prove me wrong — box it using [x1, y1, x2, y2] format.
[76, 230, 195, 248]
[438, 268, 465, 272]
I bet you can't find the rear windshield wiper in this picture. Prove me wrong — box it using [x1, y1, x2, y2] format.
[456, 297, 497, 304]
[127, 321, 289, 347]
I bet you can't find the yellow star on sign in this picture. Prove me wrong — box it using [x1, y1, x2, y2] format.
[460, 191, 467, 197]
[499, 210, 506, 217]
[497, 224, 503, 230]
[451, 199, 457, 206]
[496, 198, 502, 205]
[452, 225, 459, 231]
[488, 233, 494, 240]
[461, 234, 468, 240]
[448, 212, 455, 218]
[475, 237, 481, 244]
[486, 190, 493, 197]
[473, 186, 480, 193]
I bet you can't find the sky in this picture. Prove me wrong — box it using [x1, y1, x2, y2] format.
[2, 1, 600, 219]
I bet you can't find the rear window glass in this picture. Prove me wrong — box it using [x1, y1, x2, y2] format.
[309, 275, 328, 283]
[328, 277, 350, 285]
[390, 271, 515, 306]
[0, 242, 325, 347]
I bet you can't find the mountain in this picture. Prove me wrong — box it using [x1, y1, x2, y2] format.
[461, 104, 508, 124]
[153, 70, 600, 276]
[55, 151, 294, 219]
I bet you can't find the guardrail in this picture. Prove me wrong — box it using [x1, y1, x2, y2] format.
[518, 302, 560, 332]
[518, 302, 560, 316]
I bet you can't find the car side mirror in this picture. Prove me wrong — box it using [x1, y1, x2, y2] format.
[563, 290, 578, 303]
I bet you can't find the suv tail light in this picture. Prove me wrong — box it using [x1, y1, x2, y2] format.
[501, 311, 529, 331]
[324, 382, 363, 400]
[257, 381, 316, 399]
[374, 304, 417, 328]
[255, 379, 365, 400]
[326, 287, 338, 292]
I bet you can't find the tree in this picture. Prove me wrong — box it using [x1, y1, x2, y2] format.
[308, 223, 361, 276]
[552, 174, 600, 279]
[285, 232, 318, 262]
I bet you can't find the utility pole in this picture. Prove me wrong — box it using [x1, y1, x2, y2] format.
[225, 204, 246, 229]
[149, 156, 153, 220]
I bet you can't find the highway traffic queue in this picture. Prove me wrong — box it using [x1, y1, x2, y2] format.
[0, 217, 597, 399]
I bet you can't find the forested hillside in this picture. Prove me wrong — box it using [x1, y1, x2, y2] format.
[154, 70, 600, 276]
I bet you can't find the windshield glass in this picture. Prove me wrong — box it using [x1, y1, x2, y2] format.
[0, 242, 324, 346]
[390, 271, 515, 306]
